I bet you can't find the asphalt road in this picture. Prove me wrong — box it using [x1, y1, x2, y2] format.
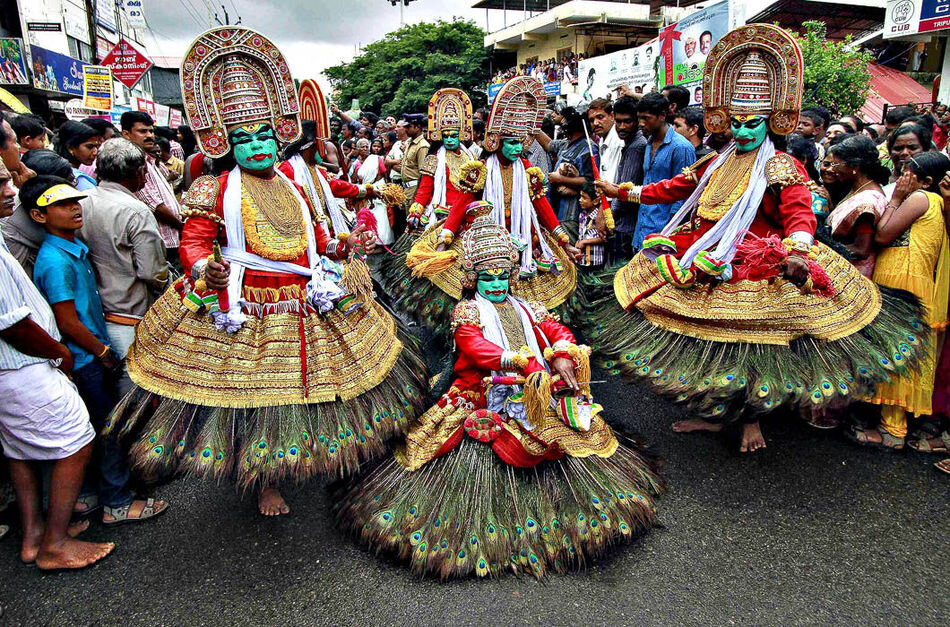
[0, 378, 947, 625]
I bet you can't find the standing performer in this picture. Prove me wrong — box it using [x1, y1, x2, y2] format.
[392, 77, 580, 337]
[280, 79, 376, 243]
[590, 24, 926, 453]
[335, 203, 660, 580]
[105, 27, 427, 515]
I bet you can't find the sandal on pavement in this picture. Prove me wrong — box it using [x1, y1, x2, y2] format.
[936, 459, 950, 475]
[73, 494, 101, 518]
[907, 430, 950, 454]
[845, 425, 905, 451]
[102, 498, 169, 526]
[0, 524, 8, 541]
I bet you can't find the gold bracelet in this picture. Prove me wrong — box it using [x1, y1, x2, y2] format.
[97, 345, 111, 358]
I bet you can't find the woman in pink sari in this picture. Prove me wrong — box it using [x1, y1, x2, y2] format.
[821, 135, 890, 277]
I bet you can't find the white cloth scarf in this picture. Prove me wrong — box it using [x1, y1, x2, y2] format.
[483, 154, 556, 275]
[426, 144, 474, 220]
[660, 137, 775, 267]
[475, 293, 551, 430]
[356, 156, 395, 245]
[288, 154, 349, 237]
[220, 166, 343, 328]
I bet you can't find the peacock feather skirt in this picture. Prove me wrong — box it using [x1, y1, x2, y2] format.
[586, 245, 928, 422]
[333, 436, 661, 580]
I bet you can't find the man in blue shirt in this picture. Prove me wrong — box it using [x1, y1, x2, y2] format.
[548, 106, 599, 237]
[25, 175, 169, 528]
[632, 92, 695, 249]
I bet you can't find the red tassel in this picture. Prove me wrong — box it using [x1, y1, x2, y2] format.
[734, 233, 788, 281]
[807, 259, 836, 297]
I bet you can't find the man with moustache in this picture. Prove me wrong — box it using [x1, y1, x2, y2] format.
[587, 98, 624, 185]
[593, 96, 647, 261]
[121, 111, 183, 265]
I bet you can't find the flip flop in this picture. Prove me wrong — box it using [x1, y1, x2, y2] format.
[0, 524, 8, 541]
[102, 498, 169, 526]
[845, 425, 905, 452]
[936, 459, 950, 475]
[908, 431, 950, 454]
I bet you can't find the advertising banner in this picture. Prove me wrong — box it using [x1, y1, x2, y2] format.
[97, 0, 119, 33]
[83, 65, 113, 110]
[885, 0, 950, 38]
[577, 39, 660, 103]
[169, 108, 183, 127]
[101, 38, 152, 89]
[656, 0, 738, 106]
[29, 45, 87, 95]
[153, 102, 169, 126]
[120, 0, 148, 29]
[63, 0, 91, 42]
[109, 104, 131, 125]
[0, 39, 29, 86]
[135, 96, 156, 117]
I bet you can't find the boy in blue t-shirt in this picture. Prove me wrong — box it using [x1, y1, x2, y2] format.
[25, 176, 168, 526]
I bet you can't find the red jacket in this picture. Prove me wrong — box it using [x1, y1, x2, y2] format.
[443, 157, 561, 236]
[638, 152, 816, 253]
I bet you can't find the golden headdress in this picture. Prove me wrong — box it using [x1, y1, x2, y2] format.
[427, 88, 474, 142]
[180, 27, 301, 158]
[702, 24, 803, 136]
[483, 76, 546, 153]
[298, 79, 331, 160]
[461, 202, 519, 288]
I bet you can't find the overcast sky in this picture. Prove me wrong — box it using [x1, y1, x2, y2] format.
[142, 0, 500, 88]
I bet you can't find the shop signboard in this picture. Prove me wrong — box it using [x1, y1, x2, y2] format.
[119, 0, 149, 29]
[101, 38, 152, 89]
[29, 45, 87, 96]
[0, 39, 29, 86]
[885, 0, 950, 38]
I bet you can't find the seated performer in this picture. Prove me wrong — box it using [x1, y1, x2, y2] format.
[105, 27, 427, 516]
[334, 202, 661, 580]
[389, 77, 581, 337]
[592, 24, 926, 453]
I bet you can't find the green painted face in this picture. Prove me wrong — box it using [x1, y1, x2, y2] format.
[442, 130, 460, 151]
[477, 270, 510, 303]
[730, 116, 768, 153]
[501, 138, 524, 162]
[230, 124, 278, 171]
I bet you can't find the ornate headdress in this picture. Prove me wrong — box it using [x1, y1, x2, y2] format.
[298, 79, 331, 160]
[483, 76, 546, 152]
[702, 24, 803, 136]
[427, 88, 473, 142]
[461, 202, 519, 288]
[180, 27, 301, 158]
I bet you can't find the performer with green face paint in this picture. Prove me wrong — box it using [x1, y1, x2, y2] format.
[335, 201, 661, 580]
[393, 76, 581, 339]
[588, 24, 927, 454]
[105, 27, 428, 518]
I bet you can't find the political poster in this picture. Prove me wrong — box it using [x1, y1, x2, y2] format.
[0, 39, 29, 86]
[83, 65, 113, 111]
[29, 45, 87, 95]
[577, 39, 660, 103]
[656, 0, 741, 105]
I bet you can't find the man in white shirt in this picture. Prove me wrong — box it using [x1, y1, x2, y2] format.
[587, 98, 624, 185]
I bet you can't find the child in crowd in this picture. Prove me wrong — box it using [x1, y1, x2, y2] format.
[575, 181, 607, 270]
[25, 176, 168, 526]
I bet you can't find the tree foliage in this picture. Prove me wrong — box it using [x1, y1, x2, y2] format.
[324, 20, 489, 116]
[794, 20, 873, 116]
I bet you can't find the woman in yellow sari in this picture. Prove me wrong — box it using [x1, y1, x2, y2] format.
[851, 152, 950, 449]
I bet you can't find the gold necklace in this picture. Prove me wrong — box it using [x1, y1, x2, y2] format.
[697, 149, 758, 222]
[494, 301, 528, 350]
[500, 163, 514, 219]
[446, 150, 467, 189]
[242, 174, 304, 237]
[837, 179, 876, 205]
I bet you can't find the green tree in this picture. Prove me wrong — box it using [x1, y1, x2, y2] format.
[324, 19, 489, 116]
[794, 20, 873, 116]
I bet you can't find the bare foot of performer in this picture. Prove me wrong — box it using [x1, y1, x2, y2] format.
[258, 486, 290, 516]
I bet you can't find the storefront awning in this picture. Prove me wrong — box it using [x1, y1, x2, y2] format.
[860, 63, 932, 123]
